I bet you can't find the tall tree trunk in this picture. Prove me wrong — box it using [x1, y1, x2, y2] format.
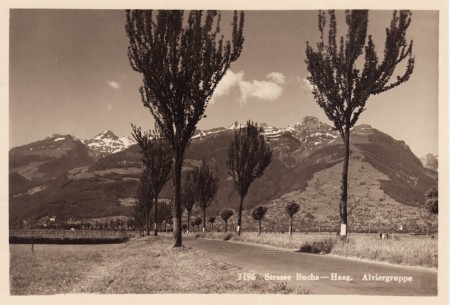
[258, 220, 261, 236]
[153, 194, 158, 236]
[289, 216, 293, 236]
[173, 152, 183, 247]
[203, 209, 206, 232]
[225, 220, 228, 233]
[187, 211, 191, 234]
[146, 210, 150, 236]
[237, 196, 244, 236]
[340, 131, 350, 236]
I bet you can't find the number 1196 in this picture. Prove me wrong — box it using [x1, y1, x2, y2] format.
[238, 273, 256, 281]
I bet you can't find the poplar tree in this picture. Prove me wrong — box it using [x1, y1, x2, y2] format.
[157, 200, 173, 233]
[135, 169, 154, 236]
[193, 217, 203, 233]
[133, 197, 148, 236]
[285, 201, 300, 236]
[192, 160, 218, 232]
[227, 121, 272, 236]
[208, 216, 216, 232]
[305, 10, 414, 235]
[182, 172, 196, 234]
[132, 125, 172, 236]
[251, 206, 268, 236]
[126, 10, 244, 247]
[220, 209, 234, 233]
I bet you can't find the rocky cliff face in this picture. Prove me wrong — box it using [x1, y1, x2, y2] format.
[420, 153, 438, 171]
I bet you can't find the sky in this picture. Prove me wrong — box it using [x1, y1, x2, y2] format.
[9, 9, 439, 157]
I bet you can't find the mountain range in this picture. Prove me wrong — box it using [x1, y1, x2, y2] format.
[9, 116, 438, 232]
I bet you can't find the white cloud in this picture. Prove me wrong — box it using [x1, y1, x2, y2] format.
[107, 81, 121, 89]
[239, 80, 283, 104]
[211, 70, 285, 104]
[213, 70, 244, 98]
[267, 72, 286, 85]
[302, 77, 315, 92]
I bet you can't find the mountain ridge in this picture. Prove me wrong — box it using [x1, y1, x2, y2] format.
[9, 116, 437, 232]
[10, 116, 431, 161]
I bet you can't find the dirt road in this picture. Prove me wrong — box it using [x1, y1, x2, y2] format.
[185, 238, 437, 295]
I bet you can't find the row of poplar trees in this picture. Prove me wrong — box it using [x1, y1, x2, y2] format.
[126, 9, 414, 246]
[133, 119, 272, 236]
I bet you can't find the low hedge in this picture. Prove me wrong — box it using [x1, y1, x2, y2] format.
[9, 236, 128, 244]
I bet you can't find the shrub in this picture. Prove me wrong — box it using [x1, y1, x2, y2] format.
[299, 244, 312, 253]
[298, 238, 336, 254]
[223, 233, 234, 241]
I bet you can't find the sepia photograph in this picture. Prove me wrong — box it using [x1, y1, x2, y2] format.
[1, 1, 448, 304]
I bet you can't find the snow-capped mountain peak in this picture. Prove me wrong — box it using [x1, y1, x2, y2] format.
[93, 130, 119, 141]
[191, 117, 385, 154]
[192, 127, 227, 140]
[119, 136, 135, 147]
[83, 130, 136, 159]
[282, 116, 339, 148]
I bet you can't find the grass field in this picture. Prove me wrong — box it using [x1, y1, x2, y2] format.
[10, 236, 308, 295]
[194, 232, 438, 268]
